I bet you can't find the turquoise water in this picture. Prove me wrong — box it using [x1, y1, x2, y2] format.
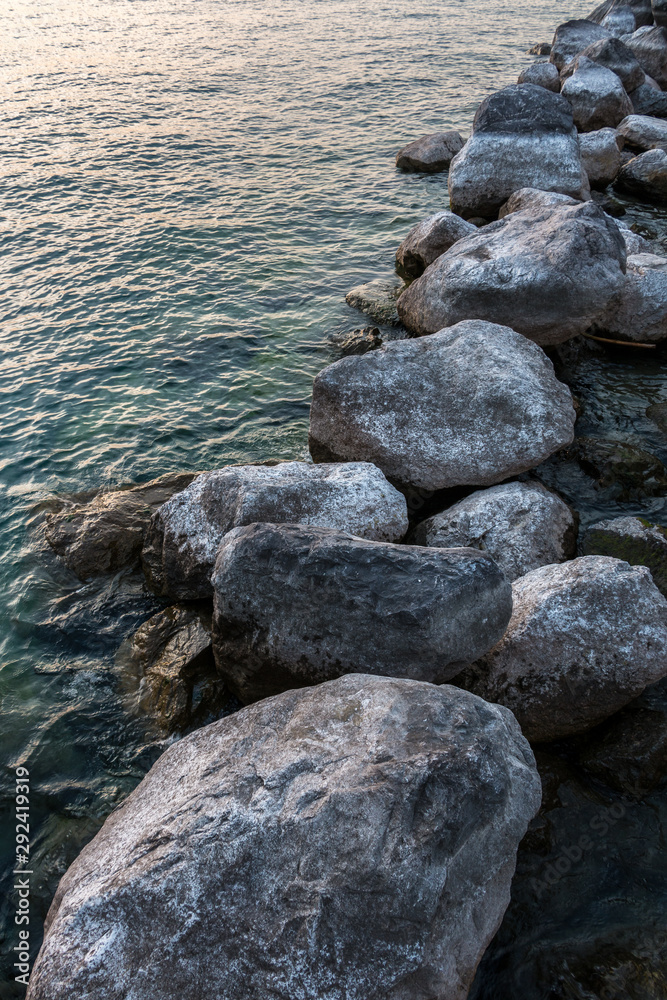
[2, 1, 667, 995]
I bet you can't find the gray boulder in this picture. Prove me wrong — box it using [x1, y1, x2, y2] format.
[411, 482, 577, 582]
[44, 472, 198, 580]
[345, 278, 404, 326]
[562, 36, 645, 91]
[458, 556, 667, 742]
[212, 523, 513, 702]
[624, 26, 667, 89]
[447, 84, 589, 219]
[561, 59, 633, 132]
[26, 674, 542, 1000]
[517, 61, 561, 92]
[579, 127, 623, 185]
[309, 320, 576, 492]
[654, 0, 667, 27]
[396, 200, 627, 346]
[618, 223, 653, 251]
[143, 461, 408, 600]
[596, 252, 667, 339]
[395, 130, 465, 172]
[498, 187, 579, 217]
[630, 81, 667, 117]
[581, 515, 667, 594]
[601, 5, 640, 37]
[550, 20, 612, 71]
[395, 211, 476, 279]
[617, 112, 667, 149]
[615, 147, 667, 198]
[588, 0, 653, 28]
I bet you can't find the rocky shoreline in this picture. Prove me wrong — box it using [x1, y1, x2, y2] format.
[27, 3, 667, 997]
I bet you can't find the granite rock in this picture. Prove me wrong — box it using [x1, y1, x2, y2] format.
[395, 130, 465, 172]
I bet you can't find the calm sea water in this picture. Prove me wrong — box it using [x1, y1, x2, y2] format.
[2, 1, 667, 996]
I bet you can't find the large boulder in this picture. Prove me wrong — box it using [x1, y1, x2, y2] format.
[594, 252, 667, 339]
[561, 60, 634, 132]
[396, 200, 627, 346]
[517, 61, 561, 92]
[579, 127, 623, 185]
[26, 674, 542, 1000]
[395, 211, 476, 279]
[309, 320, 576, 492]
[588, 0, 653, 28]
[549, 20, 612, 71]
[212, 522, 513, 702]
[458, 556, 667, 742]
[630, 81, 667, 117]
[44, 472, 198, 579]
[563, 36, 645, 91]
[617, 112, 667, 149]
[624, 26, 667, 89]
[410, 482, 576, 582]
[395, 130, 465, 172]
[497, 186, 579, 217]
[143, 461, 408, 600]
[447, 84, 589, 219]
[615, 147, 667, 198]
[601, 4, 641, 36]
[581, 514, 667, 594]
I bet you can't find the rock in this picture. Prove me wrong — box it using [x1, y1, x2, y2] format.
[44, 472, 198, 580]
[563, 36, 646, 92]
[330, 326, 383, 356]
[212, 523, 513, 702]
[630, 81, 667, 117]
[528, 42, 552, 55]
[561, 59, 634, 132]
[517, 61, 561, 92]
[565, 435, 667, 499]
[581, 515, 667, 594]
[410, 482, 577, 582]
[117, 605, 227, 732]
[309, 320, 576, 492]
[619, 224, 654, 251]
[588, 0, 653, 28]
[617, 112, 667, 149]
[458, 556, 667, 742]
[396, 200, 627, 346]
[497, 186, 579, 218]
[614, 147, 667, 198]
[601, 5, 639, 37]
[550, 20, 612, 71]
[624, 26, 667, 89]
[655, 0, 667, 27]
[447, 84, 590, 219]
[647, 400, 667, 431]
[143, 461, 408, 600]
[26, 673, 542, 1000]
[579, 126, 623, 185]
[395, 130, 465, 172]
[595, 251, 667, 339]
[345, 278, 403, 326]
[395, 211, 477, 279]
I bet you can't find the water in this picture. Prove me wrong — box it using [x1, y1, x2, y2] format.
[1, 0, 667, 995]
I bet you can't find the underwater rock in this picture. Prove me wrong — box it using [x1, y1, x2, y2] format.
[395, 130, 465, 172]
[330, 326, 383, 356]
[566, 436, 667, 499]
[581, 514, 667, 594]
[344, 278, 403, 325]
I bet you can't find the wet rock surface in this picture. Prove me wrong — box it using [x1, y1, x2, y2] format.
[344, 278, 403, 325]
[44, 472, 199, 580]
[330, 325, 383, 356]
[562, 435, 667, 499]
[26, 674, 541, 1000]
[395, 130, 464, 172]
[458, 556, 667, 742]
[395, 211, 476, 279]
[309, 320, 576, 492]
[143, 461, 408, 600]
[397, 200, 627, 346]
[411, 482, 577, 582]
[212, 522, 512, 702]
[581, 514, 667, 593]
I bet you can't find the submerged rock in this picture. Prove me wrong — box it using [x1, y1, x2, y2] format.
[397, 200, 627, 346]
[517, 61, 561, 92]
[212, 522, 512, 702]
[647, 400, 667, 432]
[595, 251, 667, 340]
[579, 127, 622, 186]
[26, 674, 541, 1000]
[44, 472, 198, 580]
[549, 20, 612, 71]
[617, 113, 667, 150]
[345, 278, 403, 325]
[395, 211, 476, 279]
[566, 436, 667, 499]
[143, 461, 408, 600]
[117, 605, 227, 732]
[528, 42, 552, 55]
[561, 59, 633, 132]
[330, 326, 383, 356]
[447, 84, 589, 219]
[411, 482, 577, 582]
[309, 320, 576, 493]
[624, 26, 667, 89]
[395, 130, 465, 172]
[458, 556, 667, 742]
[615, 148, 667, 199]
[581, 514, 667, 594]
